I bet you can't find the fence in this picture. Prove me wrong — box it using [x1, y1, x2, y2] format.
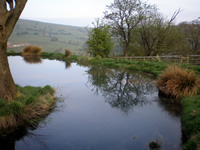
[114, 55, 200, 65]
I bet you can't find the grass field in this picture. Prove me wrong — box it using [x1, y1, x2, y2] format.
[8, 19, 88, 55]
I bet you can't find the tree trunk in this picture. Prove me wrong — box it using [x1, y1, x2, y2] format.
[0, 0, 27, 100]
[124, 44, 129, 57]
[0, 41, 18, 100]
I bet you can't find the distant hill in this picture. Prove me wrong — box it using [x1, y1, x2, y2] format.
[8, 19, 88, 55]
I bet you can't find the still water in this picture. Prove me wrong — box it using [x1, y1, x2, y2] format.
[3, 56, 181, 150]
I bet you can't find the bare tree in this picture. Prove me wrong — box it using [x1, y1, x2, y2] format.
[104, 0, 147, 57]
[179, 18, 200, 54]
[0, 0, 27, 100]
[136, 9, 181, 56]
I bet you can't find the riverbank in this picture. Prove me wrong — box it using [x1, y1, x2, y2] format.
[0, 85, 56, 133]
[7, 52, 200, 149]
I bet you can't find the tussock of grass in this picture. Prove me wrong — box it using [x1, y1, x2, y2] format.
[156, 66, 200, 98]
[0, 85, 56, 129]
[65, 49, 72, 57]
[22, 46, 42, 56]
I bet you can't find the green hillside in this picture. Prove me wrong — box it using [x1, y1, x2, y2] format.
[8, 19, 88, 55]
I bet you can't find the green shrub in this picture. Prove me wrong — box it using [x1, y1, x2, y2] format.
[94, 55, 102, 60]
[183, 138, 197, 150]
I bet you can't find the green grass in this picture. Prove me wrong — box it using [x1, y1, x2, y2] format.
[74, 57, 169, 76]
[0, 85, 56, 130]
[8, 19, 88, 55]
[182, 96, 200, 150]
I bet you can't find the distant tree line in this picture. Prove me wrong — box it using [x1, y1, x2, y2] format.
[87, 0, 200, 58]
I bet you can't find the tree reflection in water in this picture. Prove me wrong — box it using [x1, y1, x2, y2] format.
[86, 66, 157, 112]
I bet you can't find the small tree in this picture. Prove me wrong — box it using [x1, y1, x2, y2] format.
[87, 19, 114, 58]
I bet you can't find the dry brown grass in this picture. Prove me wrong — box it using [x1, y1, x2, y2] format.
[156, 65, 200, 98]
[65, 49, 72, 57]
[0, 92, 56, 129]
[22, 46, 42, 56]
[0, 115, 17, 129]
[22, 94, 56, 127]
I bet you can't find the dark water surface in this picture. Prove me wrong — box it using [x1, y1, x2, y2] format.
[3, 56, 181, 150]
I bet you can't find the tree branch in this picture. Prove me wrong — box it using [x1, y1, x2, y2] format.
[6, 0, 27, 38]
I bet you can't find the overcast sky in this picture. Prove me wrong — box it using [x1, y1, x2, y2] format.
[20, 0, 200, 27]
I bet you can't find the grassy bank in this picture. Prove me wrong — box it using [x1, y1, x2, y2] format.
[0, 85, 56, 132]
[182, 96, 200, 150]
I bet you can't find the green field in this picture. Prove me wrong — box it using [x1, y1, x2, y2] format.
[8, 19, 88, 55]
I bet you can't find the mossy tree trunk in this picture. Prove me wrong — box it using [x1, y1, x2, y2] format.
[0, 0, 27, 100]
[0, 42, 18, 100]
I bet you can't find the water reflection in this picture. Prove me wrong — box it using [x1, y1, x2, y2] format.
[23, 56, 42, 64]
[157, 98, 182, 117]
[6, 57, 182, 150]
[65, 61, 71, 69]
[0, 128, 46, 150]
[87, 66, 156, 112]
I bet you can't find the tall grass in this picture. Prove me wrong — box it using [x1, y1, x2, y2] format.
[22, 46, 42, 56]
[0, 85, 56, 129]
[156, 65, 200, 98]
[65, 49, 72, 57]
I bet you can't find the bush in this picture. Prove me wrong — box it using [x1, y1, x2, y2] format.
[156, 65, 200, 98]
[94, 55, 102, 60]
[22, 46, 42, 56]
[65, 49, 72, 57]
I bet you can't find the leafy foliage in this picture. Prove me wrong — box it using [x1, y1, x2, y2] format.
[87, 19, 114, 58]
